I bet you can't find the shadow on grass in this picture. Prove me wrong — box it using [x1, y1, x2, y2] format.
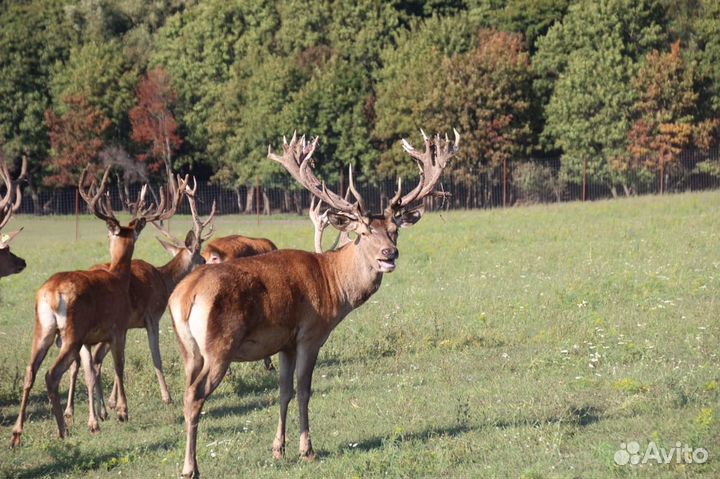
[10, 437, 177, 479]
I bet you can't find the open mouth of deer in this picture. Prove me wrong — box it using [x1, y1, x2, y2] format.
[377, 258, 396, 273]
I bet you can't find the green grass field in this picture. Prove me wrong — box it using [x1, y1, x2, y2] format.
[0, 192, 719, 478]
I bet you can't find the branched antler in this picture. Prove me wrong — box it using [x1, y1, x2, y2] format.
[0, 155, 26, 231]
[386, 129, 459, 215]
[269, 133, 363, 218]
[185, 177, 216, 243]
[78, 167, 119, 229]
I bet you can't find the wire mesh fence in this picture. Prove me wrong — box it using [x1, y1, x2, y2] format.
[10, 148, 720, 216]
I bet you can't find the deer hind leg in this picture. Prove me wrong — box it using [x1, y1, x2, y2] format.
[91, 342, 111, 418]
[272, 349, 296, 460]
[109, 333, 129, 422]
[295, 345, 320, 460]
[79, 345, 100, 433]
[45, 341, 81, 439]
[181, 359, 229, 478]
[145, 315, 172, 404]
[64, 357, 80, 424]
[10, 326, 56, 447]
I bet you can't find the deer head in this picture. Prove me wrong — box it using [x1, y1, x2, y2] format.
[153, 177, 216, 269]
[269, 129, 459, 272]
[0, 155, 27, 278]
[79, 166, 187, 263]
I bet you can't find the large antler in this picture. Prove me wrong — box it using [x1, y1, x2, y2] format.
[152, 177, 215, 248]
[131, 172, 188, 225]
[0, 155, 27, 240]
[78, 167, 119, 229]
[386, 129, 460, 215]
[185, 177, 216, 243]
[268, 133, 364, 217]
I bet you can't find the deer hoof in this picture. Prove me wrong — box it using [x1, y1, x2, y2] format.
[88, 421, 100, 434]
[300, 450, 316, 462]
[10, 432, 22, 448]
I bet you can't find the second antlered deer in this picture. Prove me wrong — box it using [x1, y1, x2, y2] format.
[168, 129, 458, 477]
[63, 179, 216, 425]
[10, 168, 185, 447]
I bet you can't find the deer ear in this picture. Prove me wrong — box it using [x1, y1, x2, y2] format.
[157, 237, 181, 256]
[394, 205, 424, 228]
[184, 230, 197, 249]
[327, 211, 359, 232]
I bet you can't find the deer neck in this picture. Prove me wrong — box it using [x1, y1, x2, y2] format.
[107, 241, 135, 280]
[158, 252, 193, 293]
[325, 241, 384, 312]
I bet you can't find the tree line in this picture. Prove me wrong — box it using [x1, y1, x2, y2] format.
[1, 0, 719, 212]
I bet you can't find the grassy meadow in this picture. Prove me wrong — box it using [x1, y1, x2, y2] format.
[0, 191, 719, 478]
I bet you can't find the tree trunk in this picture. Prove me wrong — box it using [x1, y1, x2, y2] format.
[262, 190, 270, 215]
[234, 187, 243, 213]
[27, 183, 41, 215]
[293, 190, 302, 215]
[244, 185, 255, 214]
[283, 189, 292, 213]
[622, 184, 631, 197]
[610, 185, 618, 198]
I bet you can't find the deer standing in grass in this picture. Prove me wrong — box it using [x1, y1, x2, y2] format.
[10, 168, 185, 447]
[63, 180, 216, 425]
[168, 130, 458, 477]
[0, 156, 27, 278]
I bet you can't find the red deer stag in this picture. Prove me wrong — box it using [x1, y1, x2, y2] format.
[0, 156, 27, 278]
[168, 129, 458, 477]
[63, 179, 216, 425]
[10, 168, 185, 447]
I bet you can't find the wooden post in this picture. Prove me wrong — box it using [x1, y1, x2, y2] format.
[255, 176, 260, 225]
[502, 158, 507, 207]
[582, 158, 588, 201]
[75, 187, 80, 241]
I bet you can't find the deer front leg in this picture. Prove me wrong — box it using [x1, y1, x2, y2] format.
[272, 350, 296, 459]
[145, 315, 172, 404]
[63, 357, 80, 424]
[295, 345, 320, 460]
[79, 345, 100, 433]
[11, 329, 55, 447]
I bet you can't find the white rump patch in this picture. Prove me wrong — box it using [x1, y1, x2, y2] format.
[187, 297, 210, 356]
[37, 292, 63, 333]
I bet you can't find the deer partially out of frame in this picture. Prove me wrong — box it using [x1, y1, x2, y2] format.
[0, 156, 27, 278]
[168, 129, 458, 477]
[63, 180, 216, 426]
[201, 229, 278, 372]
[202, 234, 276, 263]
[10, 168, 186, 447]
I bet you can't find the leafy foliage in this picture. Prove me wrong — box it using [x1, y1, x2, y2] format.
[44, 95, 112, 187]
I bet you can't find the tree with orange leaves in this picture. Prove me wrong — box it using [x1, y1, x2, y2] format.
[44, 95, 111, 187]
[623, 41, 697, 193]
[129, 67, 182, 173]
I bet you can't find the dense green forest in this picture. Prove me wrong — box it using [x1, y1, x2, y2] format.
[1, 0, 719, 207]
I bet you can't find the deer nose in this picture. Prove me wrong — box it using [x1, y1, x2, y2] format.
[381, 248, 398, 260]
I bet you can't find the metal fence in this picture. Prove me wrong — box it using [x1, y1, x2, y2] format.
[11, 148, 720, 216]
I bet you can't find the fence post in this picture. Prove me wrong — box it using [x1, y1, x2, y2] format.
[502, 158, 507, 207]
[256, 176, 260, 224]
[75, 187, 80, 241]
[582, 158, 587, 201]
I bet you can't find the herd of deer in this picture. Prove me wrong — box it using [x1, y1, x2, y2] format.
[1, 130, 459, 478]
